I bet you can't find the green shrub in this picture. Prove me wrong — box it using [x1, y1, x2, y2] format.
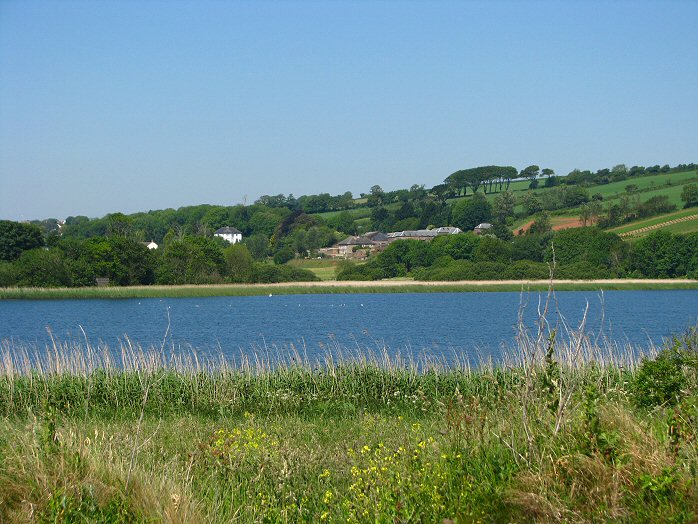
[632, 329, 698, 408]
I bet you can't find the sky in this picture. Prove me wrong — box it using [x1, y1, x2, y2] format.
[1, 0, 697, 221]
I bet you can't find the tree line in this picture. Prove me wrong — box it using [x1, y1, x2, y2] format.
[336, 227, 698, 281]
[0, 220, 318, 288]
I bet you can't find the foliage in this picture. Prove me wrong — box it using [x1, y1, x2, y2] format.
[632, 327, 698, 408]
[224, 244, 254, 283]
[273, 246, 295, 265]
[0, 220, 44, 261]
[547, 227, 625, 269]
[14, 248, 72, 287]
[681, 184, 698, 208]
[630, 231, 698, 278]
[451, 193, 492, 231]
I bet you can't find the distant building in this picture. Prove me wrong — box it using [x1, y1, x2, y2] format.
[386, 227, 463, 241]
[320, 227, 463, 259]
[319, 231, 390, 258]
[143, 240, 158, 250]
[474, 223, 493, 235]
[214, 227, 243, 244]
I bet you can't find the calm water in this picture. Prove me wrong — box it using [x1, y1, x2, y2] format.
[1, 291, 697, 363]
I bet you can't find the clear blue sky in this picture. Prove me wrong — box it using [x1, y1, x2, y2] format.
[1, 0, 696, 221]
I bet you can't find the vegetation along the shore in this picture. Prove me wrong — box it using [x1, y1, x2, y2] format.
[1, 313, 697, 522]
[1, 279, 698, 300]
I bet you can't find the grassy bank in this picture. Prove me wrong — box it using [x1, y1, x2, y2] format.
[2, 279, 698, 300]
[1, 320, 697, 523]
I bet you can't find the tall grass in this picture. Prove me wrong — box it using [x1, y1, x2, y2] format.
[1, 296, 696, 522]
[3, 280, 698, 300]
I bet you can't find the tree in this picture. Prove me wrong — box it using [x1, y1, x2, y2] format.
[629, 231, 682, 277]
[521, 165, 540, 188]
[273, 246, 295, 265]
[528, 213, 552, 236]
[244, 233, 270, 260]
[224, 244, 254, 282]
[155, 236, 224, 285]
[0, 220, 44, 261]
[444, 171, 469, 196]
[521, 193, 543, 216]
[492, 191, 516, 223]
[681, 184, 698, 208]
[430, 232, 480, 260]
[473, 236, 512, 263]
[366, 185, 386, 207]
[106, 213, 132, 238]
[446, 166, 517, 195]
[14, 248, 71, 287]
[548, 227, 625, 270]
[579, 201, 603, 226]
[451, 193, 492, 231]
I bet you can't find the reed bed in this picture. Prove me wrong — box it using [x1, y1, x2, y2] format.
[2, 279, 697, 300]
[1, 297, 696, 523]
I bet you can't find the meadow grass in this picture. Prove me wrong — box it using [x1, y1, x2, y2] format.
[1, 304, 697, 523]
[287, 259, 341, 280]
[655, 217, 698, 235]
[572, 170, 698, 202]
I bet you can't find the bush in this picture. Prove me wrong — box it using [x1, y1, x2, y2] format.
[632, 328, 698, 408]
[252, 263, 319, 283]
[502, 260, 551, 279]
[555, 261, 614, 279]
[273, 247, 295, 265]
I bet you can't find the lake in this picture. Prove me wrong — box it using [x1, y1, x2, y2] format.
[1, 290, 697, 364]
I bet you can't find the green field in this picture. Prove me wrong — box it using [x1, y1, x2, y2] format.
[609, 208, 698, 235]
[657, 216, 698, 235]
[1, 325, 697, 523]
[287, 258, 341, 280]
[562, 170, 698, 202]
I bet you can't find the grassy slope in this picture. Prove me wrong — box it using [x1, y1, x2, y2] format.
[658, 216, 698, 235]
[316, 170, 698, 236]
[1, 328, 697, 523]
[608, 207, 698, 233]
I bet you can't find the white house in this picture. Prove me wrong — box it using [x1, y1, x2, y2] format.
[143, 240, 158, 250]
[214, 226, 243, 244]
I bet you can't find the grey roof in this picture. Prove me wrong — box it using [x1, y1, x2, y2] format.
[338, 235, 379, 246]
[215, 227, 242, 235]
[474, 223, 493, 229]
[363, 231, 390, 242]
[434, 226, 463, 235]
[387, 229, 438, 238]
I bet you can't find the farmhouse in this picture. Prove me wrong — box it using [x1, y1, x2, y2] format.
[142, 240, 158, 250]
[214, 227, 243, 244]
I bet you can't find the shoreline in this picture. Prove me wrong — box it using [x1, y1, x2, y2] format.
[1, 278, 698, 299]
